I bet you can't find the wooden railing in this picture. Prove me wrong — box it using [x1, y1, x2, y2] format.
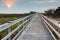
[41, 14, 60, 40]
[0, 14, 34, 40]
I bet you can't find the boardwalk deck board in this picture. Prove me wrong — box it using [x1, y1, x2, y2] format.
[17, 14, 53, 40]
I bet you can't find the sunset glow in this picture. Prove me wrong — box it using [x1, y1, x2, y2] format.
[4, 0, 16, 8]
[0, 0, 59, 13]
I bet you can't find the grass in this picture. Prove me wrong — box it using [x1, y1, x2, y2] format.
[0, 14, 31, 40]
[0, 29, 8, 39]
[0, 19, 24, 39]
[0, 20, 27, 40]
[0, 17, 20, 39]
[0, 17, 20, 25]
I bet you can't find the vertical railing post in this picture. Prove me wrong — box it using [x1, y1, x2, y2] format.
[24, 17, 30, 29]
[8, 27, 11, 40]
[58, 28, 60, 40]
[28, 16, 31, 23]
[27, 16, 32, 26]
[18, 22, 20, 32]
[0, 34, 1, 40]
[23, 19, 25, 29]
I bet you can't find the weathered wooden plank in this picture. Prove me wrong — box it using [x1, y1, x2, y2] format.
[17, 14, 53, 40]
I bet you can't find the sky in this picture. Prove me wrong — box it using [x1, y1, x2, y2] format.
[0, 0, 60, 13]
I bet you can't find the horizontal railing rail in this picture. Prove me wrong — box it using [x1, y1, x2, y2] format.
[0, 15, 32, 32]
[0, 14, 34, 40]
[41, 14, 60, 40]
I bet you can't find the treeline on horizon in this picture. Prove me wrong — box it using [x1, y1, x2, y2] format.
[0, 14, 28, 17]
[44, 6, 60, 18]
[0, 12, 35, 17]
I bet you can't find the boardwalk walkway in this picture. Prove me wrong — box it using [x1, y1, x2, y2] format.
[17, 14, 53, 40]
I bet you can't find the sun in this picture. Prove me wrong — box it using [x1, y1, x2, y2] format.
[7, 5, 12, 8]
[6, 2, 13, 8]
[4, 0, 15, 8]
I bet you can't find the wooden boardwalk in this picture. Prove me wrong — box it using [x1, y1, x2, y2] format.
[17, 14, 53, 40]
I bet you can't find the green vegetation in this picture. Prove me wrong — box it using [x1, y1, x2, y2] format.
[0, 23, 21, 39]
[53, 7, 60, 18]
[0, 17, 20, 25]
[44, 7, 60, 18]
[0, 14, 31, 40]
[0, 29, 8, 39]
[0, 14, 31, 25]
[43, 7, 60, 39]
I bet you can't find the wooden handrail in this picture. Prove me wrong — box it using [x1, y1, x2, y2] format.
[0, 15, 32, 32]
[0, 14, 34, 40]
[41, 14, 60, 40]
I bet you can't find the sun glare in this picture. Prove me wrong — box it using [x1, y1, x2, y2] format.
[6, 2, 13, 8]
[4, 0, 16, 8]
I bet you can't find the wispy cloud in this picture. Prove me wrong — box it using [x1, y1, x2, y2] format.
[31, 0, 46, 4]
[31, 0, 58, 4]
[35, 6, 57, 12]
[48, 0, 57, 2]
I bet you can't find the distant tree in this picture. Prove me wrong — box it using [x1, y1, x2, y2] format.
[54, 7, 60, 17]
[44, 7, 60, 17]
[30, 11, 36, 14]
[44, 9, 55, 16]
[45, 11, 48, 14]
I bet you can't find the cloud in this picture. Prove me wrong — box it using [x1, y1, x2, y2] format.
[35, 6, 57, 12]
[48, 0, 57, 2]
[31, 0, 46, 4]
[31, 0, 57, 4]
[0, 0, 3, 6]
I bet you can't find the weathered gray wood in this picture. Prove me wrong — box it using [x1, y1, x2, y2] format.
[41, 15, 57, 40]
[42, 14, 60, 40]
[17, 14, 53, 40]
[1, 14, 33, 40]
[8, 27, 11, 40]
[0, 15, 32, 32]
